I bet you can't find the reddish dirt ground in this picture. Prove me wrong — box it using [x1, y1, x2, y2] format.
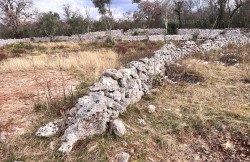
[0, 70, 79, 141]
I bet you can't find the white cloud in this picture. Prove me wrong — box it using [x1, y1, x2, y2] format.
[34, 0, 138, 20]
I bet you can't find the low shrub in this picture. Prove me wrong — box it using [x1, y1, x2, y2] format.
[5, 42, 34, 50]
[192, 32, 199, 42]
[219, 54, 243, 66]
[122, 27, 129, 33]
[115, 45, 128, 54]
[105, 36, 114, 48]
[167, 22, 179, 35]
[5, 42, 34, 56]
[0, 48, 7, 61]
[132, 31, 139, 36]
[34, 102, 45, 112]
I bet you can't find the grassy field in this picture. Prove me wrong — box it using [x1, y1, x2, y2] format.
[0, 42, 249, 161]
[0, 40, 163, 161]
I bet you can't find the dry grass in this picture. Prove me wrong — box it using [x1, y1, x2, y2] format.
[1, 40, 163, 74]
[1, 44, 249, 161]
[0, 40, 164, 161]
[0, 50, 118, 79]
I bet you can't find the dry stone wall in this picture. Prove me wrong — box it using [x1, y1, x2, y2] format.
[1, 28, 249, 47]
[35, 30, 250, 153]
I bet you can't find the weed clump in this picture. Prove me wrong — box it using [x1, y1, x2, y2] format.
[4, 42, 34, 57]
[165, 64, 204, 84]
[34, 102, 45, 112]
[105, 36, 114, 48]
[115, 45, 128, 54]
[5, 42, 34, 51]
[192, 32, 199, 42]
[0, 48, 7, 61]
[142, 94, 156, 101]
[219, 54, 243, 66]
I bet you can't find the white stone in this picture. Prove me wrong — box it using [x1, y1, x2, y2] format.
[138, 119, 147, 125]
[35, 119, 64, 137]
[113, 152, 130, 162]
[0, 131, 7, 141]
[148, 105, 156, 113]
[113, 119, 126, 137]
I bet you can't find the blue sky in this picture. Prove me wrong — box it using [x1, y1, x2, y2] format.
[34, 0, 139, 19]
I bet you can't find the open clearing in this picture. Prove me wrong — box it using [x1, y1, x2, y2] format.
[0, 70, 79, 141]
[0, 41, 249, 161]
[0, 40, 162, 161]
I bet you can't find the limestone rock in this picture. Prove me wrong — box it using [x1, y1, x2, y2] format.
[148, 105, 156, 113]
[113, 119, 126, 137]
[103, 69, 123, 80]
[138, 119, 147, 125]
[113, 152, 130, 162]
[89, 77, 119, 92]
[35, 119, 64, 137]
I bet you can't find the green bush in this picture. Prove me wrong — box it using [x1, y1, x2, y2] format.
[105, 36, 114, 48]
[34, 103, 44, 112]
[132, 31, 138, 36]
[167, 22, 179, 35]
[192, 32, 199, 42]
[5, 42, 34, 51]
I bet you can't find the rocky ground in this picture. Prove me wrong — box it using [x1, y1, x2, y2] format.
[0, 29, 249, 161]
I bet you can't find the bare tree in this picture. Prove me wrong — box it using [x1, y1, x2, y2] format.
[63, 4, 72, 20]
[92, 0, 113, 37]
[85, 7, 91, 33]
[227, 0, 248, 28]
[63, 4, 86, 40]
[174, 0, 184, 28]
[161, 0, 173, 34]
[0, 0, 34, 38]
[138, 0, 162, 28]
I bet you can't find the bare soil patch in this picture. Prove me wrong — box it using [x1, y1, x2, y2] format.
[0, 70, 79, 141]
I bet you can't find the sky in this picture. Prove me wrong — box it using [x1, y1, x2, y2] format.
[34, 0, 139, 20]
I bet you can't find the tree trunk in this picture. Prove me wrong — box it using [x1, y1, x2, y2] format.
[216, 0, 227, 29]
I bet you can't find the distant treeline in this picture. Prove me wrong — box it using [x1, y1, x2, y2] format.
[0, 0, 249, 39]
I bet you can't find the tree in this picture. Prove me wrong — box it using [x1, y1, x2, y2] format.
[37, 12, 60, 41]
[0, 0, 34, 38]
[161, 0, 173, 34]
[92, 0, 113, 37]
[92, 0, 145, 36]
[226, 0, 248, 28]
[133, 11, 147, 29]
[132, 0, 142, 3]
[63, 4, 86, 39]
[63, 4, 72, 20]
[216, 0, 227, 28]
[138, 0, 162, 28]
[174, 0, 184, 28]
[85, 7, 91, 33]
